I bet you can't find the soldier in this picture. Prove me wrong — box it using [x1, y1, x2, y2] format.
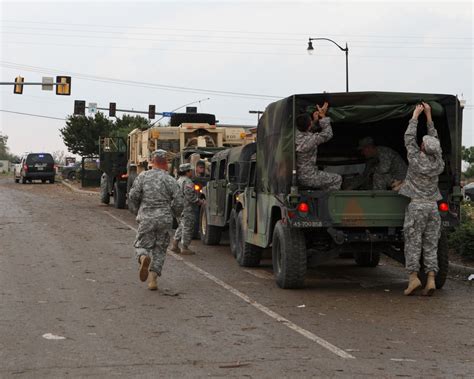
[170, 163, 203, 255]
[195, 160, 206, 177]
[128, 149, 183, 291]
[358, 137, 408, 190]
[399, 103, 445, 296]
[295, 102, 342, 191]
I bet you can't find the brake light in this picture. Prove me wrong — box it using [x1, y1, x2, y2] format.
[194, 184, 201, 192]
[439, 202, 449, 212]
[297, 202, 309, 213]
[23, 164, 28, 171]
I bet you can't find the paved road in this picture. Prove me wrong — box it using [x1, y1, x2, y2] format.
[1, 178, 473, 378]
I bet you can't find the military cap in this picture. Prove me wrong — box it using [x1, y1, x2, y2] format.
[179, 163, 192, 172]
[358, 136, 375, 150]
[423, 135, 441, 156]
[151, 149, 167, 159]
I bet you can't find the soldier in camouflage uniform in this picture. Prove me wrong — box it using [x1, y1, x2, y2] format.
[170, 163, 203, 255]
[399, 103, 445, 296]
[128, 149, 183, 291]
[295, 102, 342, 191]
[358, 137, 407, 190]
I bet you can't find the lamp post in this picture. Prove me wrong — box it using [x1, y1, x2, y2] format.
[307, 37, 349, 92]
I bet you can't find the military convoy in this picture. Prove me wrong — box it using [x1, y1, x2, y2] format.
[199, 92, 463, 289]
[99, 112, 252, 210]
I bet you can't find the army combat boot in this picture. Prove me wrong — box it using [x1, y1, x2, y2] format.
[180, 246, 195, 255]
[139, 255, 151, 282]
[404, 272, 422, 296]
[422, 272, 436, 296]
[169, 239, 180, 253]
[148, 271, 158, 291]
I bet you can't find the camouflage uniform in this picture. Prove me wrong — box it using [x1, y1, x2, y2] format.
[370, 146, 407, 190]
[399, 119, 445, 274]
[296, 117, 342, 190]
[128, 167, 183, 275]
[174, 176, 200, 248]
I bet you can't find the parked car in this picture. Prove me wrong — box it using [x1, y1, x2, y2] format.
[61, 162, 81, 181]
[464, 182, 474, 201]
[18, 153, 56, 184]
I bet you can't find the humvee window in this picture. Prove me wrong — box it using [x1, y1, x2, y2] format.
[210, 161, 217, 180]
[218, 159, 227, 179]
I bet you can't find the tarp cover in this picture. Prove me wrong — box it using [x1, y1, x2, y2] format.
[256, 91, 462, 195]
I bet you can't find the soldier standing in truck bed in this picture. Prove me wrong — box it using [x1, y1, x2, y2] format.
[170, 163, 203, 255]
[399, 103, 445, 296]
[128, 149, 183, 291]
[295, 102, 342, 191]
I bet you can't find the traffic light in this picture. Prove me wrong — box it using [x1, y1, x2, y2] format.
[13, 76, 24, 94]
[148, 104, 156, 119]
[56, 76, 71, 96]
[74, 100, 86, 116]
[109, 102, 116, 117]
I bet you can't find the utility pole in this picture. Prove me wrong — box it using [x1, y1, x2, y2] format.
[249, 110, 264, 124]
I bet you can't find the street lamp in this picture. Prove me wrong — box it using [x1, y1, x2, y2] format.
[307, 37, 349, 92]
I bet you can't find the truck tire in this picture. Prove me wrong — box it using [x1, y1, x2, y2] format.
[114, 181, 127, 209]
[354, 250, 380, 267]
[235, 211, 262, 267]
[272, 221, 307, 289]
[419, 231, 449, 289]
[100, 174, 110, 205]
[199, 205, 222, 245]
[127, 172, 137, 214]
[229, 209, 238, 257]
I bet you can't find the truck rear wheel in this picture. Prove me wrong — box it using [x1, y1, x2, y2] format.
[272, 221, 307, 289]
[114, 181, 127, 209]
[200, 206, 222, 245]
[100, 174, 110, 205]
[354, 250, 380, 267]
[419, 231, 449, 289]
[229, 209, 238, 257]
[235, 211, 262, 267]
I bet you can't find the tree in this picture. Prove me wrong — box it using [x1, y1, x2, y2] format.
[51, 150, 67, 165]
[112, 115, 151, 138]
[462, 146, 474, 178]
[0, 133, 19, 162]
[60, 113, 114, 156]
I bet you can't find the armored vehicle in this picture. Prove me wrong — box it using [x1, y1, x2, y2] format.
[224, 92, 462, 289]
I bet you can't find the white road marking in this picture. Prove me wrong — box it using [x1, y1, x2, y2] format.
[103, 211, 356, 360]
[42, 333, 66, 340]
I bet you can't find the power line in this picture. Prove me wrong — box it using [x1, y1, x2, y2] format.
[0, 61, 283, 100]
[0, 109, 66, 120]
[2, 19, 472, 40]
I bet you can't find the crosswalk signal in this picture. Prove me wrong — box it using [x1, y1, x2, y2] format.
[56, 76, 71, 96]
[13, 76, 24, 94]
[109, 102, 116, 117]
[74, 100, 86, 116]
[148, 104, 156, 119]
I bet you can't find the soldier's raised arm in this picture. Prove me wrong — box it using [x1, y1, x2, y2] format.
[128, 173, 144, 210]
[422, 102, 438, 138]
[405, 104, 424, 161]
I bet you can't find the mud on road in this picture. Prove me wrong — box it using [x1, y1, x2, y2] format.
[1, 178, 473, 377]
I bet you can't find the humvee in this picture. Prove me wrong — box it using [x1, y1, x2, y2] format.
[220, 92, 463, 289]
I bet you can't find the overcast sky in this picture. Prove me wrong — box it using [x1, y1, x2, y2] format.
[0, 0, 472, 156]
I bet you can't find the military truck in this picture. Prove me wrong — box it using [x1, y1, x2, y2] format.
[99, 112, 249, 209]
[214, 92, 462, 289]
[199, 143, 256, 248]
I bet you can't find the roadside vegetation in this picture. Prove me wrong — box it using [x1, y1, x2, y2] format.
[449, 202, 474, 261]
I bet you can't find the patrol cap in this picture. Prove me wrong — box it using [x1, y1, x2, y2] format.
[179, 163, 192, 172]
[422, 135, 441, 155]
[358, 136, 375, 150]
[151, 149, 167, 159]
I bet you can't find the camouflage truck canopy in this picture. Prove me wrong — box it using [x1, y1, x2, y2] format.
[256, 91, 463, 194]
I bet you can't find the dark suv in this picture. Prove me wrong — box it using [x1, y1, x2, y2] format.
[19, 153, 55, 184]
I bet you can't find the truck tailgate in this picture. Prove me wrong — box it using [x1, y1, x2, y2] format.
[328, 191, 409, 227]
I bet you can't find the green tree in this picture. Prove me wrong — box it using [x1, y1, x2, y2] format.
[462, 146, 474, 178]
[112, 115, 150, 138]
[60, 113, 114, 156]
[0, 133, 19, 161]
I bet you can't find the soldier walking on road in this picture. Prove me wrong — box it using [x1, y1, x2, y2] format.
[128, 150, 183, 291]
[295, 102, 342, 191]
[170, 163, 203, 255]
[399, 103, 445, 296]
